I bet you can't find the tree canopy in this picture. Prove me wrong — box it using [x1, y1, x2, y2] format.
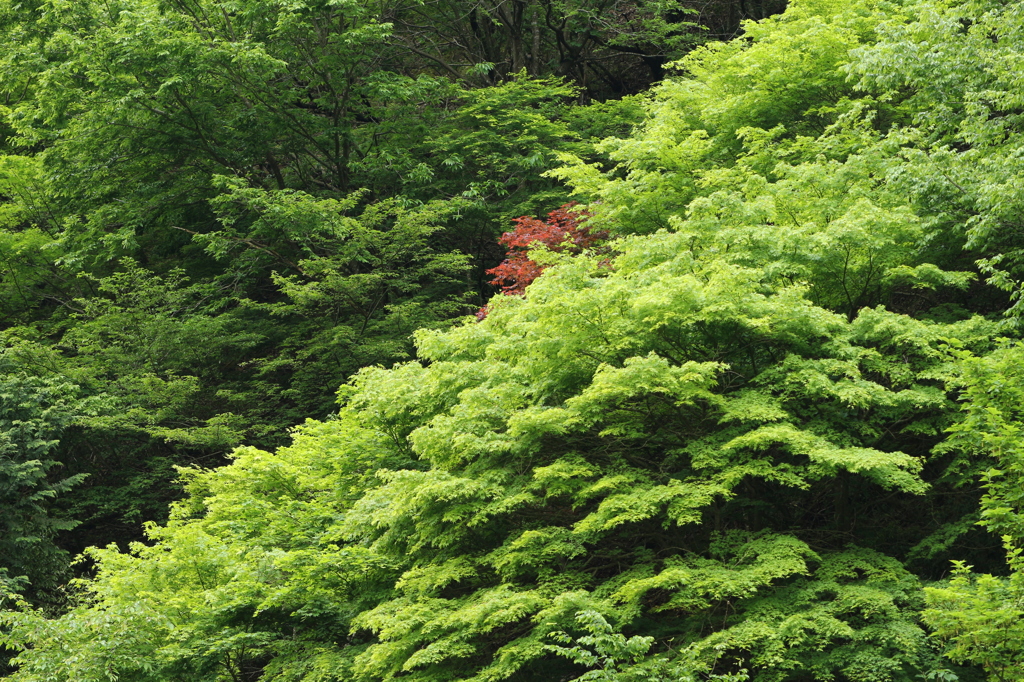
[3, 0, 1024, 680]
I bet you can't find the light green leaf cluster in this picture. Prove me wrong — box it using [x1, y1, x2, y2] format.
[923, 344, 1024, 681]
[550, 0, 995, 326]
[846, 0, 1024, 319]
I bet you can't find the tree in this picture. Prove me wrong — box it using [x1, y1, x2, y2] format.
[485, 203, 602, 297]
[0, 195, 996, 680]
[923, 343, 1024, 682]
[0, 343, 94, 603]
[846, 0, 1024, 319]
[385, 0, 707, 98]
[0, 0, 620, 573]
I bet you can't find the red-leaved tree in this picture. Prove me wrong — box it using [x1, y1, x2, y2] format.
[478, 203, 605, 319]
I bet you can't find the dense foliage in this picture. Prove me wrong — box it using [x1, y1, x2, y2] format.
[0, 0, 649, 571]
[3, 0, 1024, 680]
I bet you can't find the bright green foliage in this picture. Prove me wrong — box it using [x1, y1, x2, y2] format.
[0, 418, 410, 679]
[550, 0, 904, 234]
[548, 610, 658, 680]
[550, 0, 983, 321]
[690, 547, 932, 682]
[923, 344, 1024, 681]
[0, 344, 95, 600]
[1, 217, 997, 679]
[846, 0, 1024, 318]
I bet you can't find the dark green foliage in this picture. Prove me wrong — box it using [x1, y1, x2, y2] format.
[0, 346, 93, 601]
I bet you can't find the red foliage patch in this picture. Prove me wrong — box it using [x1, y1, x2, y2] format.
[477, 203, 606, 320]
[486, 203, 604, 296]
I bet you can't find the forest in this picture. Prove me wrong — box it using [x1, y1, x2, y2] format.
[1, 0, 1024, 679]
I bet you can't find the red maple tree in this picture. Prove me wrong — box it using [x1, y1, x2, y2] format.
[478, 203, 605, 319]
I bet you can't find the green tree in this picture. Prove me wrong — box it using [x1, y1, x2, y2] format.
[1, 215, 997, 679]
[847, 0, 1024, 319]
[0, 343, 94, 602]
[923, 343, 1024, 682]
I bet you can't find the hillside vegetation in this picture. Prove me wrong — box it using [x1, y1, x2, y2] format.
[3, 0, 1024, 680]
